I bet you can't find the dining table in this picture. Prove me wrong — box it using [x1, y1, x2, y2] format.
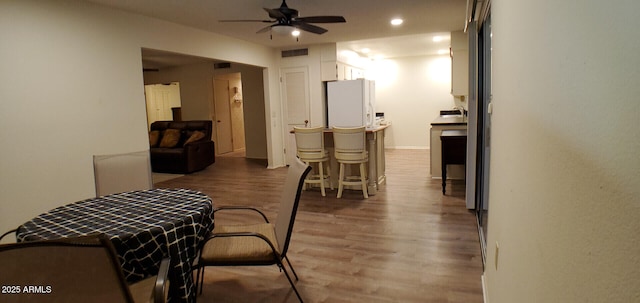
[16, 188, 214, 303]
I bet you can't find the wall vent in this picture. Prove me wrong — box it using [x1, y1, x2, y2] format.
[281, 48, 309, 58]
[214, 62, 231, 69]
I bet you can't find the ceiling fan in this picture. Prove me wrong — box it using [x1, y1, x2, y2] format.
[219, 0, 346, 38]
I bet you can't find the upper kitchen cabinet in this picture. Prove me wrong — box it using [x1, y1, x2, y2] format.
[451, 30, 469, 96]
[321, 44, 365, 81]
[322, 61, 365, 81]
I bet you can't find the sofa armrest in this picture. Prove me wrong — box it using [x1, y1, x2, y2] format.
[183, 140, 215, 172]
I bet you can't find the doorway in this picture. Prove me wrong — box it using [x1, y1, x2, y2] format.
[213, 73, 246, 156]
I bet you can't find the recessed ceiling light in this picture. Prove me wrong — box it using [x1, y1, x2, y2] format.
[390, 18, 403, 26]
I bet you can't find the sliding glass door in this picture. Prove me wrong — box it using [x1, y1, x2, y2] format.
[467, 1, 492, 267]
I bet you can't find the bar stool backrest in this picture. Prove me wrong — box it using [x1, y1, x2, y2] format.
[294, 126, 326, 159]
[332, 126, 367, 161]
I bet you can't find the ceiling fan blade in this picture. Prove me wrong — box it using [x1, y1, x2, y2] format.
[219, 19, 274, 23]
[294, 16, 346, 23]
[263, 7, 286, 19]
[256, 25, 273, 34]
[291, 21, 328, 35]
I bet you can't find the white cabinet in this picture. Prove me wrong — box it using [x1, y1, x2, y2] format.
[321, 61, 338, 81]
[321, 61, 364, 81]
[451, 31, 469, 96]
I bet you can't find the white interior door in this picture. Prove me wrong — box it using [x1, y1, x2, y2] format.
[144, 83, 181, 129]
[213, 79, 233, 155]
[281, 67, 310, 165]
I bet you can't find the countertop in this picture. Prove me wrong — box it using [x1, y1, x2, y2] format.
[290, 124, 390, 133]
[431, 115, 467, 126]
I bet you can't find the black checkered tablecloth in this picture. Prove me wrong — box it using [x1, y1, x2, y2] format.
[16, 188, 214, 303]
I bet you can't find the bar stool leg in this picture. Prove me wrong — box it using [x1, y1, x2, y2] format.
[318, 161, 326, 197]
[337, 163, 345, 198]
[327, 162, 334, 190]
[359, 163, 368, 198]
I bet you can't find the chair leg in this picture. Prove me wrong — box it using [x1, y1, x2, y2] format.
[337, 163, 345, 198]
[302, 161, 310, 191]
[194, 267, 199, 295]
[360, 163, 368, 199]
[197, 266, 205, 295]
[318, 161, 326, 197]
[278, 261, 304, 303]
[326, 161, 334, 190]
[284, 256, 299, 281]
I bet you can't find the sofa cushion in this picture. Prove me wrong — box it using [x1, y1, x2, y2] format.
[149, 130, 160, 147]
[184, 131, 205, 145]
[159, 129, 181, 148]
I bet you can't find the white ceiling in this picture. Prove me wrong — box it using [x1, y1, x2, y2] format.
[84, 0, 467, 68]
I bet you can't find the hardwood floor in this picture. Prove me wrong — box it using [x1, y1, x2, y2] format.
[155, 149, 483, 303]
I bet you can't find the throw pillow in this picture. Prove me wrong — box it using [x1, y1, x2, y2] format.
[159, 129, 181, 148]
[184, 130, 206, 145]
[149, 130, 160, 147]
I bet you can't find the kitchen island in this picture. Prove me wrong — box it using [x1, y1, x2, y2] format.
[290, 124, 389, 195]
[430, 115, 467, 179]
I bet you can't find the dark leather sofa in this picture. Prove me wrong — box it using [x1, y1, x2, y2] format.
[149, 120, 215, 174]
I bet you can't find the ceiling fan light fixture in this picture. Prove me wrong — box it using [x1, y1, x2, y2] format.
[271, 24, 295, 36]
[291, 29, 301, 37]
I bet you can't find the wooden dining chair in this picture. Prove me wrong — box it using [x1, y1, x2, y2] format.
[194, 157, 312, 303]
[0, 234, 170, 303]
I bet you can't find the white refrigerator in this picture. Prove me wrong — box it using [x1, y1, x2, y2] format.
[326, 79, 376, 128]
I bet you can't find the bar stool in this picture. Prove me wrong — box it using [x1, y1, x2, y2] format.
[332, 126, 368, 199]
[294, 126, 332, 196]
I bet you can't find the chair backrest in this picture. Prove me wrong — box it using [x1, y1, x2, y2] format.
[0, 228, 17, 244]
[332, 126, 367, 159]
[94, 150, 153, 197]
[273, 157, 312, 256]
[293, 126, 325, 158]
[0, 234, 135, 303]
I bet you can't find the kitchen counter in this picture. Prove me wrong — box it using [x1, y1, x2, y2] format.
[430, 115, 467, 179]
[288, 123, 390, 134]
[431, 115, 467, 125]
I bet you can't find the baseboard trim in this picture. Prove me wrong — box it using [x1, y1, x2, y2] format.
[482, 274, 488, 303]
[388, 146, 429, 150]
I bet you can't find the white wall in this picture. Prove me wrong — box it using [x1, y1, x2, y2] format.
[0, 0, 282, 237]
[144, 63, 215, 121]
[485, 0, 640, 302]
[372, 55, 455, 149]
